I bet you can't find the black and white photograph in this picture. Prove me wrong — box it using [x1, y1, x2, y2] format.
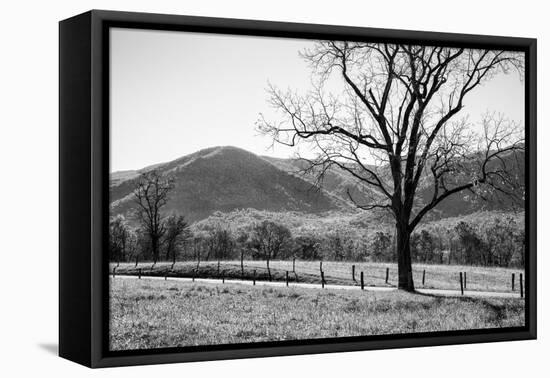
[3, 0, 548, 375]
[107, 26, 528, 352]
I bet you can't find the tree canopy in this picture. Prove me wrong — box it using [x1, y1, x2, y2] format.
[257, 42, 525, 290]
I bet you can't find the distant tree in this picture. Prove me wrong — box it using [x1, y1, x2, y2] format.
[325, 232, 356, 261]
[371, 231, 393, 262]
[258, 42, 524, 291]
[203, 234, 214, 261]
[236, 232, 250, 275]
[124, 229, 138, 265]
[431, 227, 447, 264]
[109, 215, 130, 264]
[133, 170, 175, 264]
[454, 222, 487, 265]
[202, 226, 235, 263]
[134, 228, 151, 266]
[411, 229, 436, 263]
[353, 235, 371, 261]
[217, 228, 235, 261]
[163, 215, 191, 266]
[515, 229, 526, 268]
[483, 216, 523, 267]
[251, 221, 292, 280]
[327, 232, 345, 261]
[191, 235, 206, 270]
[293, 235, 320, 260]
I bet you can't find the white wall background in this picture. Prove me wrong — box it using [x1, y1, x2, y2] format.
[0, 0, 546, 376]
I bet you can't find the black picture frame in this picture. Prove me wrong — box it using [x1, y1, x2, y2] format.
[59, 9, 537, 368]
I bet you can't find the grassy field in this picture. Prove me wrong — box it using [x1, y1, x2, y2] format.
[111, 260, 524, 293]
[109, 278, 525, 351]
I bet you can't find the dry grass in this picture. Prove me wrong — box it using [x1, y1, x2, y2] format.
[112, 260, 524, 293]
[109, 277, 525, 351]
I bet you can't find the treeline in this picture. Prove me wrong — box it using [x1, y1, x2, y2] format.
[110, 214, 525, 268]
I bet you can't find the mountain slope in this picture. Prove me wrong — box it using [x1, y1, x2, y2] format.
[110, 145, 524, 225]
[263, 150, 524, 220]
[110, 146, 343, 223]
[262, 156, 385, 208]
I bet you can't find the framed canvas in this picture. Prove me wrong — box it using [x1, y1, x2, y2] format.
[59, 10, 537, 368]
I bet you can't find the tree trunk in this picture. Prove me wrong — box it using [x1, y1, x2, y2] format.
[151, 235, 159, 264]
[396, 221, 415, 292]
[196, 245, 201, 270]
[121, 239, 126, 262]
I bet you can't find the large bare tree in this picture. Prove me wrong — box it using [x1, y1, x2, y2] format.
[257, 42, 524, 291]
[133, 170, 175, 263]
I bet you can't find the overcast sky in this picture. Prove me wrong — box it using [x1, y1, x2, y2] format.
[110, 28, 525, 172]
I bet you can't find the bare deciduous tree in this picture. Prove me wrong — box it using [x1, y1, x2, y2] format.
[257, 42, 524, 291]
[163, 214, 191, 267]
[192, 236, 204, 270]
[236, 232, 249, 276]
[109, 215, 130, 265]
[251, 220, 292, 281]
[133, 170, 175, 264]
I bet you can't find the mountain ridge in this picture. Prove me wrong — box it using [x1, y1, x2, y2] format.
[110, 145, 523, 224]
[110, 146, 348, 223]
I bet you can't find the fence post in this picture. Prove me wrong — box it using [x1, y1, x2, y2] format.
[135, 256, 139, 267]
[138, 268, 142, 279]
[360, 271, 364, 290]
[352, 265, 356, 281]
[112, 267, 116, 278]
[385, 267, 389, 284]
[520, 273, 524, 298]
[463, 272, 467, 290]
[459, 272, 464, 295]
[512, 273, 515, 291]
[293, 258, 296, 273]
[192, 269, 195, 282]
[319, 261, 323, 275]
[422, 269, 426, 286]
[253, 270, 256, 286]
[286, 271, 289, 287]
[321, 271, 325, 289]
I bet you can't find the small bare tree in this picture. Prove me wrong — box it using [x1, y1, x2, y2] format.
[236, 232, 249, 276]
[133, 170, 175, 264]
[192, 236, 204, 271]
[251, 221, 292, 281]
[109, 215, 130, 265]
[163, 214, 191, 267]
[258, 42, 524, 291]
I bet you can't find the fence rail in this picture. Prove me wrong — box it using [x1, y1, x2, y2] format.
[109, 260, 526, 296]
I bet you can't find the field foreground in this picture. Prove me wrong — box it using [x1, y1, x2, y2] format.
[109, 278, 525, 351]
